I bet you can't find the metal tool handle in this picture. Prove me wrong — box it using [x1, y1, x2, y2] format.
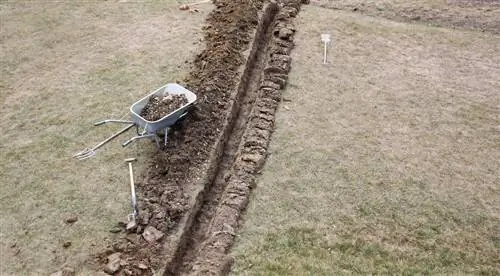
[128, 162, 138, 217]
[94, 119, 135, 126]
[121, 133, 156, 147]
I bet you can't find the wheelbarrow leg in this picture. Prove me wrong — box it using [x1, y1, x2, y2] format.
[164, 127, 169, 147]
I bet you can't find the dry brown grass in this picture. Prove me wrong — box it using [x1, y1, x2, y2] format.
[0, 1, 209, 274]
[232, 5, 500, 275]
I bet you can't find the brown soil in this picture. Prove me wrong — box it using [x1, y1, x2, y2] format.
[140, 94, 188, 122]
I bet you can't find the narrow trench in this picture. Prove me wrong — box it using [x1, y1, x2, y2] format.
[164, 5, 279, 275]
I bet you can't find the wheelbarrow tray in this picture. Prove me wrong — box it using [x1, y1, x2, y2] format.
[130, 83, 197, 134]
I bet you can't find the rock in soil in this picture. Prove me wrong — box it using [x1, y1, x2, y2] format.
[142, 226, 164, 243]
[63, 241, 72, 248]
[140, 94, 188, 121]
[104, 252, 121, 274]
[64, 215, 78, 224]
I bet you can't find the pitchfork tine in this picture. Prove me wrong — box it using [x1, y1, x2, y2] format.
[72, 123, 134, 160]
[76, 151, 96, 160]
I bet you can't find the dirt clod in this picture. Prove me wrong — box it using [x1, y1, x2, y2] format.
[142, 226, 164, 243]
[62, 241, 72, 248]
[64, 215, 78, 224]
[109, 227, 122, 233]
[140, 94, 188, 121]
[104, 253, 121, 274]
[278, 27, 294, 39]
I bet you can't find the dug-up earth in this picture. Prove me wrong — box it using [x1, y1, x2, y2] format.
[232, 3, 500, 275]
[0, 1, 209, 275]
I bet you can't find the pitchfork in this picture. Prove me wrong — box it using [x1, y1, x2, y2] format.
[73, 121, 135, 160]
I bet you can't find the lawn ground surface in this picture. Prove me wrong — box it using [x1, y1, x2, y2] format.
[0, 2, 207, 274]
[231, 4, 500, 275]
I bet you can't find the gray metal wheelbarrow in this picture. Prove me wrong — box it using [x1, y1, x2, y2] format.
[73, 83, 197, 160]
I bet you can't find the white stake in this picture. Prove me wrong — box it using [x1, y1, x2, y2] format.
[321, 34, 331, 64]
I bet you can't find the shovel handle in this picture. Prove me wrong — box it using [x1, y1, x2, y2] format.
[127, 162, 138, 216]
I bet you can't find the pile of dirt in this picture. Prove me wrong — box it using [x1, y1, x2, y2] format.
[93, 0, 265, 274]
[140, 94, 188, 121]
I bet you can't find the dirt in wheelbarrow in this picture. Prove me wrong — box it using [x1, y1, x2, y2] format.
[140, 94, 188, 121]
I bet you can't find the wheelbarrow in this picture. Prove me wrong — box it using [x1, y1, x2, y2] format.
[73, 83, 197, 160]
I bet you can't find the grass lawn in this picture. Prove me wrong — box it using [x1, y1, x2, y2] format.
[231, 4, 500, 275]
[0, 2, 208, 274]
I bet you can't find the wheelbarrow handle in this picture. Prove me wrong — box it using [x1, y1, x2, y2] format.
[94, 119, 135, 126]
[121, 134, 156, 147]
[92, 123, 135, 150]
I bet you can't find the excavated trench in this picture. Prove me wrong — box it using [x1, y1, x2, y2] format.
[94, 0, 307, 275]
[165, 3, 279, 275]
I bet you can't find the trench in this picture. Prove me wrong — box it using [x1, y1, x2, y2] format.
[164, 4, 279, 275]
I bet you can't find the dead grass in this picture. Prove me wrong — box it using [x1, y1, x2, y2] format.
[311, 0, 500, 34]
[0, 1, 209, 274]
[231, 5, 500, 275]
